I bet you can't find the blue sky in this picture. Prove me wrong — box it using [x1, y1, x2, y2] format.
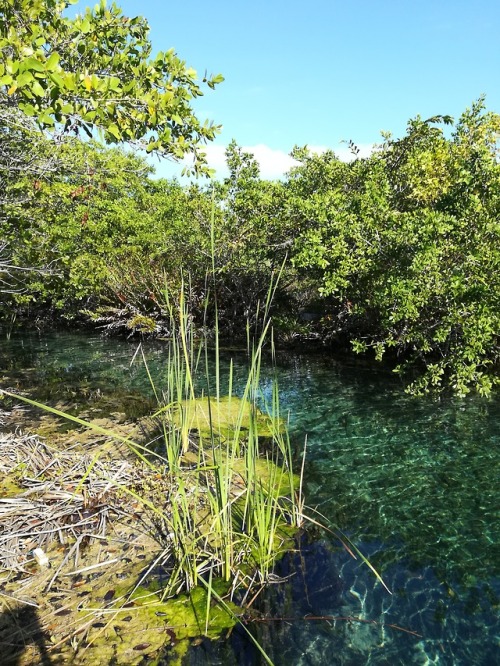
[86, 0, 500, 179]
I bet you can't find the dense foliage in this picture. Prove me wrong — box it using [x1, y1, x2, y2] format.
[288, 101, 500, 395]
[0, 3, 498, 395]
[0, 0, 222, 321]
[0, 0, 223, 173]
[2, 101, 499, 396]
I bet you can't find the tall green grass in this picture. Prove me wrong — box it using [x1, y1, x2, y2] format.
[140, 263, 302, 595]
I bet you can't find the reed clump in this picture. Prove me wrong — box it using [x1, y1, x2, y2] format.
[133, 275, 303, 598]
[0, 274, 304, 665]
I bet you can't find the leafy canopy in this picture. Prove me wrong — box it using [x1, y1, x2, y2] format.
[0, 0, 224, 174]
[289, 99, 500, 396]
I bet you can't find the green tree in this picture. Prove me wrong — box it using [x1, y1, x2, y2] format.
[0, 0, 223, 173]
[1, 138, 149, 309]
[289, 101, 500, 396]
[210, 141, 295, 332]
[0, 0, 223, 318]
[0, 96, 67, 304]
[0, 133, 219, 332]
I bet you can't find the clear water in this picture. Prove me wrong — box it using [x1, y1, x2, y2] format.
[1, 332, 499, 665]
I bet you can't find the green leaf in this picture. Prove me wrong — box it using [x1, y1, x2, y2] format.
[18, 102, 36, 116]
[31, 80, 45, 97]
[37, 111, 55, 126]
[108, 76, 121, 91]
[16, 71, 34, 87]
[80, 18, 91, 33]
[48, 72, 65, 88]
[107, 124, 121, 140]
[23, 57, 45, 73]
[64, 73, 76, 91]
[46, 52, 60, 71]
[82, 110, 97, 122]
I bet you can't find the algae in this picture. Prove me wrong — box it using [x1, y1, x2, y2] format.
[0, 475, 22, 497]
[0, 390, 299, 665]
[171, 396, 280, 441]
[0, 534, 239, 666]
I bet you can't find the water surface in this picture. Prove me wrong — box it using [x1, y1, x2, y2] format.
[1, 332, 498, 665]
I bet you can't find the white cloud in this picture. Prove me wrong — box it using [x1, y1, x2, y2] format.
[239, 144, 298, 179]
[201, 144, 229, 173]
[188, 143, 297, 180]
[203, 143, 329, 180]
[149, 142, 374, 181]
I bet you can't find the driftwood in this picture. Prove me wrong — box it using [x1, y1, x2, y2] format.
[0, 430, 170, 573]
[0, 426, 183, 663]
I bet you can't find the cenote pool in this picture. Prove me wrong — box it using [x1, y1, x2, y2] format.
[1, 331, 499, 665]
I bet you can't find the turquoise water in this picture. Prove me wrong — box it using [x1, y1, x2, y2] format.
[1, 332, 499, 665]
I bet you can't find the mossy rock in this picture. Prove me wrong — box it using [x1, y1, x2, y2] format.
[172, 396, 281, 442]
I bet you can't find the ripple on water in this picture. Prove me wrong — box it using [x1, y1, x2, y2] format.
[1, 333, 499, 665]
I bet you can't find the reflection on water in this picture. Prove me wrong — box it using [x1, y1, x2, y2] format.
[1, 332, 499, 665]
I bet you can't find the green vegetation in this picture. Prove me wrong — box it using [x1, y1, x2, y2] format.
[2, 3, 498, 395]
[289, 103, 500, 396]
[2, 98, 499, 395]
[0, 279, 304, 665]
[2, 2, 498, 663]
[0, 0, 223, 172]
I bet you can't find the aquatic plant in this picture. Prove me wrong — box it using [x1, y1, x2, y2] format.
[0, 267, 305, 664]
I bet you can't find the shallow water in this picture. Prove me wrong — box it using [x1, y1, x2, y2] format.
[1, 332, 499, 665]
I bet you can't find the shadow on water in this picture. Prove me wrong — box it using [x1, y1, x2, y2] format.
[171, 533, 388, 666]
[0, 603, 55, 665]
[2, 332, 500, 665]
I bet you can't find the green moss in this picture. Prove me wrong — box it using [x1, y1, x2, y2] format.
[1, 387, 299, 664]
[127, 314, 157, 334]
[0, 475, 23, 497]
[173, 396, 281, 441]
[233, 456, 300, 494]
[80, 579, 238, 665]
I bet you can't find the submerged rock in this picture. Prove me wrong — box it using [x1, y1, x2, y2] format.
[170, 395, 281, 442]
